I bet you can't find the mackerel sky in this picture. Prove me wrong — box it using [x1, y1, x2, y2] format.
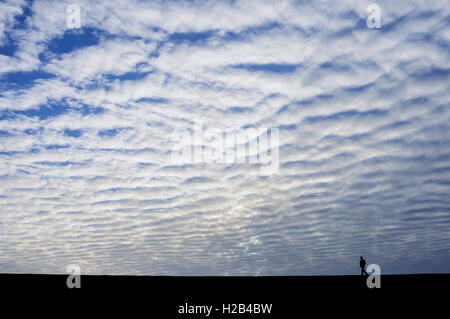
[0, 0, 449, 275]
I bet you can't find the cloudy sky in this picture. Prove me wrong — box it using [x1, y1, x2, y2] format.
[0, 0, 449, 275]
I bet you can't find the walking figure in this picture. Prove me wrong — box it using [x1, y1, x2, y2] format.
[360, 256, 369, 276]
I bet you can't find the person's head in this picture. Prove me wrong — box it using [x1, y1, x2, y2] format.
[360, 256, 363, 259]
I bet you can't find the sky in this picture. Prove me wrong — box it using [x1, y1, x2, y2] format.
[0, 0, 449, 275]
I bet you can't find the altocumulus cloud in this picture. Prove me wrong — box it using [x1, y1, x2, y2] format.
[0, 0, 449, 275]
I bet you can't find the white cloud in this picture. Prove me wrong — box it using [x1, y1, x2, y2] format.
[0, 0, 449, 275]
[0, 0, 25, 46]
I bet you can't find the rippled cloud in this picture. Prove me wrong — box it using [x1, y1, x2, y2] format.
[0, 0, 449, 275]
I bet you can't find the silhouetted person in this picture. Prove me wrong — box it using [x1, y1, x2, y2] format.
[360, 256, 369, 276]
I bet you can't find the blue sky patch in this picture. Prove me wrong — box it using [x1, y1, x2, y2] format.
[64, 128, 83, 138]
[46, 27, 103, 54]
[169, 30, 216, 43]
[98, 128, 123, 137]
[0, 70, 55, 91]
[231, 63, 300, 73]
